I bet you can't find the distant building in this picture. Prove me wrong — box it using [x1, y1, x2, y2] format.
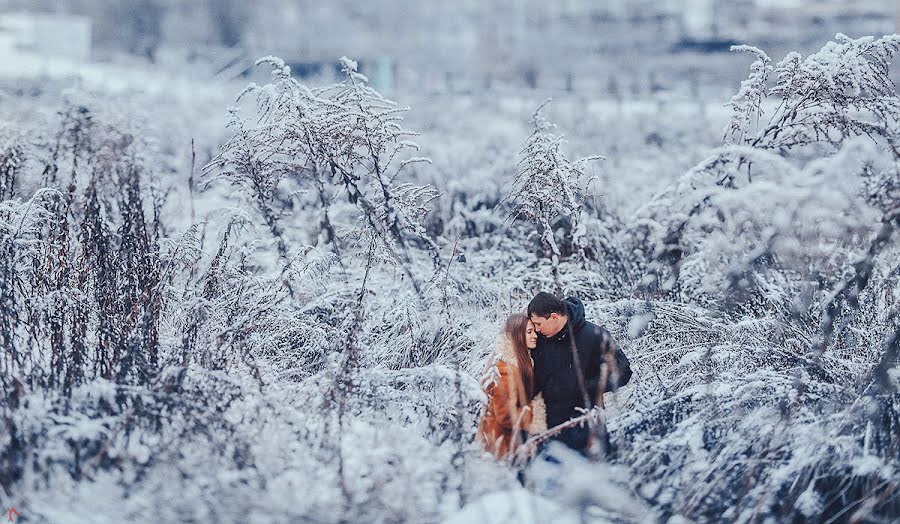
[0, 12, 91, 61]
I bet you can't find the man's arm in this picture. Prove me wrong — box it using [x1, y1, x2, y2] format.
[586, 327, 632, 396]
[604, 333, 632, 391]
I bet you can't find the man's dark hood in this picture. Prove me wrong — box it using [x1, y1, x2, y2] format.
[548, 296, 587, 341]
[565, 297, 586, 332]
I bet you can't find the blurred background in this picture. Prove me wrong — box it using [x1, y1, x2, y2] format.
[1, 0, 897, 100]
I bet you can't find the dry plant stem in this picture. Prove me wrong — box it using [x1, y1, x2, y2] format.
[189, 138, 196, 225]
[334, 235, 377, 507]
[812, 208, 900, 358]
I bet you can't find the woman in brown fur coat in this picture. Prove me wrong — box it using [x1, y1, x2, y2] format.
[477, 313, 547, 459]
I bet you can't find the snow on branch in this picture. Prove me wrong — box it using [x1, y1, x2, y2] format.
[204, 55, 442, 281]
[726, 34, 900, 151]
[725, 45, 771, 145]
[500, 100, 603, 287]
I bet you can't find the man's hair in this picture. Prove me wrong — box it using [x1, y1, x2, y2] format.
[527, 292, 567, 318]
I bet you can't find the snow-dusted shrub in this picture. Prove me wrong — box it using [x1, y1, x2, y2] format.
[599, 296, 899, 522]
[0, 94, 278, 512]
[725, 34, 900, 151]
[500, 99, 604, 290]
[204, 56, 440, 280]
[0, 97, 168, 392]
[632, 34, 900, 310]
[632, 142, 879, 310]
[581, 33, 900, 522]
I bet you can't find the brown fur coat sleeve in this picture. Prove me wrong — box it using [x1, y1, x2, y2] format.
[528, 393, 547, 434]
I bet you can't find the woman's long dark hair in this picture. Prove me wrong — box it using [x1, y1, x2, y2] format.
[504, 313, 534, 399]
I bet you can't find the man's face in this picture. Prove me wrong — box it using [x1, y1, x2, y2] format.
[530, 312, 565, 338]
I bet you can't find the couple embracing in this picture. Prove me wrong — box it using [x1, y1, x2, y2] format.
[477, 292, 632, 460]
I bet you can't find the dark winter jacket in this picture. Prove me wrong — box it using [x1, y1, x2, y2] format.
[531, 297, 632, 452]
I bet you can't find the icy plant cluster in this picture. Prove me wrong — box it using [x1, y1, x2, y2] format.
[1, 33, 899, 522]
[502, 98, 603, 289]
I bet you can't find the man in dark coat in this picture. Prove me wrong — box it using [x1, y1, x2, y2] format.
[528, 292, 632, 454]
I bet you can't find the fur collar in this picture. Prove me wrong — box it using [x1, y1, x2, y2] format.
[496, 333, 518, 367]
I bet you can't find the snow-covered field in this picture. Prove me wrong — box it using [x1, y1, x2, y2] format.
[1, 33, 899, 523]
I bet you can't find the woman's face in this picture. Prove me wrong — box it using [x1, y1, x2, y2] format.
[525, 321, 538, 350]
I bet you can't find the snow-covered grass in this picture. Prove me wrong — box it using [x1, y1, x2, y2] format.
[1, 33, 899, 523]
